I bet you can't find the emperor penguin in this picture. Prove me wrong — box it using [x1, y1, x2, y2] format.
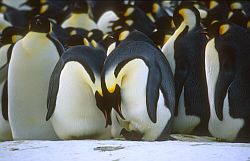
[205, 22, 250, 142]
[0, 27, 27, 141]
[8, 15, 63, 140]
[101, 30, 175, 141]
[61, 1, 97, 30]
[46, 45, 111, 140]
[87, 1, 125, 33]
[162, 3, 210, 135]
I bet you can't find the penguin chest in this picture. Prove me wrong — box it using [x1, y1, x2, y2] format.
[62, 14, 97, 30]
[8, 35, 59, 122]
[119, 62, 149, 121]
[51, 62, 106, 139]
[117, 60, 171, 140]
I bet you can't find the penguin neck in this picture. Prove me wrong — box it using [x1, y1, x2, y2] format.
[182, 16, 197, 31]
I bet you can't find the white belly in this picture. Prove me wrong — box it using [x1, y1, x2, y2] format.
[208, 93, 244, 141]
[112, 59, 171, 141]
[173, 89, 200, 134]
[8, 35, 59, 140]
[0, 81, 12, 141]
[51, 62, 110, 139]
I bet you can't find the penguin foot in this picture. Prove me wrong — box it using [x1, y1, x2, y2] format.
[120, 128, 143, 141]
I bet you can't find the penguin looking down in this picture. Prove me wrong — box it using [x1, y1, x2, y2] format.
[205, 22, 250, 142]
[101, 30, 175, 141]
[46, 45, 111, 140]
[8, 15, 63, 140]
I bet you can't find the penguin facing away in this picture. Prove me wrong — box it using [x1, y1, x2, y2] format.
[101, 30, 175, 141]
[8, 15, 63, 140]
[46, 45, 111, 140]
[162, 3, 210, 135]
[205, 22, 250, 142]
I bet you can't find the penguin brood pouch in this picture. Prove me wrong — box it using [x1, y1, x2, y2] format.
[101, 30, 175, 141]
[205, 22, 250, 142]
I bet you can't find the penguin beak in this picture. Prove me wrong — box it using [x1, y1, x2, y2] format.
[101, 74, 125, 126]
[95, 90, 111, 127]
[106, 84, 125, 120]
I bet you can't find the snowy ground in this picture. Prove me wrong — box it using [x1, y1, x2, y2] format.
[0, 135, 250, 161]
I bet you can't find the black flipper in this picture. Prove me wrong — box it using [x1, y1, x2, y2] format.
[214, 69, 235, 121]
[47, 34, 65, 56]
[146, 61, 161, 123]
[2, 81, 8, 121]
[46, 59, 65, 121]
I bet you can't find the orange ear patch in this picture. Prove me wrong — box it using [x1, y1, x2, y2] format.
[219, 24, 229, 35]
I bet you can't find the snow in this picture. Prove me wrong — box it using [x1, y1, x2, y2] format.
[0, 137, 250, 161]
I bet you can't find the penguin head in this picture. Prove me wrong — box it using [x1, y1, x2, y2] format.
[70, 1, 88, 13]
[29, 15, 51, 33]
[0, 27, 27, 45]
[173, 2, 200, 29]
[228, 9, 248, 28]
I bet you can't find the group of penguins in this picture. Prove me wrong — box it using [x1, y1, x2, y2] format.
[0, 0, 250, 143]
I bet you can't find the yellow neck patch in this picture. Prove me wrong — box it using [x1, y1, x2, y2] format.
[247, 21, 250, 28]
[83, 38, 90, 46]
[219, 24, 229, 35]
[152, 3, 160, 13]
[209, 1, 219, 9]
[230, 2, 242, 10]
[125, 19, 134, 26]
[40, 4, 49, 14]
[119, 31, 130, 41]
[0, 6, 7, 13]
[124, 7, 134, 17]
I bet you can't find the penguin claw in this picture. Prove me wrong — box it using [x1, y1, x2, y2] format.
[120, 128, 143, 141]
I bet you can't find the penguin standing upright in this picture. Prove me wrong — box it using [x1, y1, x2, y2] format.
[61, 1, 97, 30]
[162, 3, 210, 135]
[46, 46, 111, 140]
[101, 31, 175, 141]
[205, 22, 250, 142]
[8, 15, 63, 140]
[0, 27, 27, 141]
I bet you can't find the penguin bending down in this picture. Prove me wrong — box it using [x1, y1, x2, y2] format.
[205, 22, 250, 142]
[46, 46, 111, 140]
[162, 3, 210, 135]
[8, 15, 63, 140]
[101, 30, 175, 141]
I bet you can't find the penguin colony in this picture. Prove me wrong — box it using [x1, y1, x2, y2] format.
[0, 0, 249, 142]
